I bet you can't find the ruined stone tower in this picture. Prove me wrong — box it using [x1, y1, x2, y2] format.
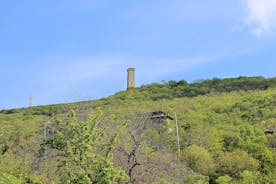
[127, 68, 135, 88]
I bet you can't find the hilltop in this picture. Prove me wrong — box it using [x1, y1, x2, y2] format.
[0, 76, 275, 184]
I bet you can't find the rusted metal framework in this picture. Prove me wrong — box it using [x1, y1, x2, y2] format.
[265, 129, 276, 134]
[139, 111, 174, 121]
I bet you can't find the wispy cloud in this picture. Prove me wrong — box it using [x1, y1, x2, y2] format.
[78, 55, 214, 82]
[243, 0, 276, 37]
[33, 54, 218, 100]
[38, 54, 217, 86]
[133, 56, 217, 82]
[1, 53, 219, 108]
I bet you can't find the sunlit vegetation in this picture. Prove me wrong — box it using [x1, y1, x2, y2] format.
[0, 76, 275, 183]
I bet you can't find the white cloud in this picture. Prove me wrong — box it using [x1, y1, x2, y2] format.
[1, 53, 220, 108]
[33, 54, 218, 95]
[37, 55, 216, 85]
[244, 0, 276, 37]
[133, 56, 216, 82]
[17, 53, 220, 107]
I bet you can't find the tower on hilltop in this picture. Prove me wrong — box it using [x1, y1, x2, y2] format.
[127, 68, 135, 88]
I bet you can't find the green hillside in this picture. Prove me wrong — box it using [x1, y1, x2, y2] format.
[0, 76, 276, 184]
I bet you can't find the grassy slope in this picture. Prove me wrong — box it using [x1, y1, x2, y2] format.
[0, 77, 276, 183]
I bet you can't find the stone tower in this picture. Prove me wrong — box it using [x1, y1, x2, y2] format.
[127, 68, 135, 88]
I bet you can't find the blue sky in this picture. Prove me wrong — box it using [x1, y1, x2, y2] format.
[0, 0, 276, 109]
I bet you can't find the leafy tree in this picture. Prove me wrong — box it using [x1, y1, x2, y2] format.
[238, 170, 263, 184]
[183, 145, 216, 176]
[186, 125, 223, 154]
[0, 160, 42, 184]
[39, 110, 128, 184]
[0, 173, 21, 184]
[216, 149, 259, 178]
[115, 114, 187, 183]
[215, 175, 232, 184]
[185, 173, 209, 184]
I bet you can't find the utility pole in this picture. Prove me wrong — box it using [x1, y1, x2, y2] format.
[174, 112, 181, 156]
[29, 94, 33, 107]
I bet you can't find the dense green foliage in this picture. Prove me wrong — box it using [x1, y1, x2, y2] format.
[0, 76, 275, 183]
[39, 110, 128, 183]
[111, 76, 276, 101]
